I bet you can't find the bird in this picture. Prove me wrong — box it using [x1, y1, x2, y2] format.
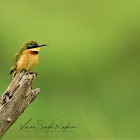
[9, 40, 47, 78]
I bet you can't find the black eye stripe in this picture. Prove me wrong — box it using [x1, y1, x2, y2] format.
[28, 45, 39, 49]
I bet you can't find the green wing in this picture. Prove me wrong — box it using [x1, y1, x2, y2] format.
[9, 47, 24, 77]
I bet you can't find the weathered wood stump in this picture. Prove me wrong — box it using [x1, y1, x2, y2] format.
[0, 70, 40, 139]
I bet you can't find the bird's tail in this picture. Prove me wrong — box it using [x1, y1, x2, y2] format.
[9, 69, 14, 78]
[9, 66, 16, 78]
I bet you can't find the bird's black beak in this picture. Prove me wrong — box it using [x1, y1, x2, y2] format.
[38, 44, 48, 47]
[28, 44, 48, 49]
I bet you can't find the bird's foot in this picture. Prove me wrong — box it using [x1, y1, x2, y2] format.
[20, 69, 29, 75]
[21, 69, 27, 72]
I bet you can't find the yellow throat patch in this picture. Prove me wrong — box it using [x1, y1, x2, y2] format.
[29, 47, 40, 52]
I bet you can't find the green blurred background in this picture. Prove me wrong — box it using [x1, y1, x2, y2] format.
[0, 0, 140, 139]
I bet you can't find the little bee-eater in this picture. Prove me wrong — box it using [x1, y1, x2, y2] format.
[9, 40, 47, 78]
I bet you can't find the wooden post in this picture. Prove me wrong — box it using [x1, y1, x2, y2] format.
[0, 70, 40, 139]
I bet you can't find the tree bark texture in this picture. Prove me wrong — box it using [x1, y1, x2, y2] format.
[0, 71, 40, 139]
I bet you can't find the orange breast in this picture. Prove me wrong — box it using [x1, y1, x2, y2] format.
[17, 50, 39, 72]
